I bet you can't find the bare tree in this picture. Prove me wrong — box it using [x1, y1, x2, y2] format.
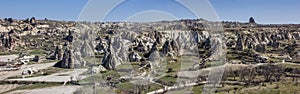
[292, 68, 299, 84]
[273, 65, 285, 82]
[239, 66, 256, 84]
[221, 67, 229, 87]
[256, 64, 273, 82]
[255, 64, 284, 82]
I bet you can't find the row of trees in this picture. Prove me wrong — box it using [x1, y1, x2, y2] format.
[222, 64, 298, 84]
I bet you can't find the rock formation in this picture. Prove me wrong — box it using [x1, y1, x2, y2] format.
[249, 17, 255, 23]
[0, 34, 16, 50]
[65, 30, 74, 42]
[101, 41, 116, 70]
[102, 51, 116, 70]
[80, 40, 93, 57]
[1, 18, 300, 72]
[54, 47, 75, 69]
[255, 43, 266, 53]
[235, 34, 244, 50]
[60, 47, 74, 68]
[30, 17, 36, 24]
[128, 52, 141, 62]
[54, 45, 63, 60]
[135, 41, 148, 52]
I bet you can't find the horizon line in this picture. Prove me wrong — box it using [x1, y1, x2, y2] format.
[1, 17, 300, 25]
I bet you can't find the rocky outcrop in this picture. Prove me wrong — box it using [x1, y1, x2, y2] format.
[235, 34, 244, 50]
[154, 31, 163, 44]
[162, 40, 172, 55]
[65, 30, 74, 42]
[32, 55, 40, 63]
[30, 17, 36, 24]
[87, 65, 107, 74]
[135, 41, 148, 52]
[102, 51, 116, 70]
[255, 43, 266, 53]
[170, 39, 179, 53]
[95, 37, 108, 53]
[101, 41, 116, 70]
[54, 47, 75, 69]
[148, 50, 161, 66]
[145, 41, 158, 57]
[53, 45, 63, 60]
[22, 68, 38, 75]
[292, 32, 300, 40]
[80, 40, 93, 57]
[1, 34, 15, 50]
[2, 18, 300, 72]
[267, 40, 280, 48]
[62, 48, 74, 68]
[128, 52, 141, 62]
[249, 17, 255, 23]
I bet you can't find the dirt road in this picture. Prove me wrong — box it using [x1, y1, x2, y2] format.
[0, 62, 56, 80]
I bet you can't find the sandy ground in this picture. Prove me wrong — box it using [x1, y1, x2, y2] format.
[8, 69, 88, 82]
[0, 55, 18, 62]
[8, 86, 81, 94]
[0, 62, 56, 80]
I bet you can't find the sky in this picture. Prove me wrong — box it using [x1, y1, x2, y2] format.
[0, 0, 299, 24]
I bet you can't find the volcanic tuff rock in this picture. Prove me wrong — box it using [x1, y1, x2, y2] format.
[53, 45, 63, 60]
[1, 18, 300, 70]
[59, 47, 75, 69]
[102, 50, 116, 70]
[80, 40, 93, 57]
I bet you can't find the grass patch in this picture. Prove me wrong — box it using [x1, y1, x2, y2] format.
[80, 70, 120, 83]
[29, 49, 45, 55]
[278, 63, 300, 70]
[192, 85, 203, 94]
[115, 82, 135, 94]
[156, 75, 177, 86]
[233, 82, 300, 94]
[2, 83, 62, 94]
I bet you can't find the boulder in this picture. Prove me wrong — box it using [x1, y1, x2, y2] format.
[88, 66, 106, 74]
[22, 68, 38, 75]
[32, 55, 40, 63]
